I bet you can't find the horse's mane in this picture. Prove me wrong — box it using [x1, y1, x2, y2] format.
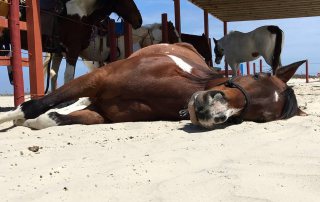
[174, 55, 223, 87]
[280, 87, 299, 119]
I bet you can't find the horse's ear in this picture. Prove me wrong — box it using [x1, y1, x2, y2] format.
[275, 60, 306, 83]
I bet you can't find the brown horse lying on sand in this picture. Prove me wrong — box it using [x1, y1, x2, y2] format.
[0, 43, 306, 129]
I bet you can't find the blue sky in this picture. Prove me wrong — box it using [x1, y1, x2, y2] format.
[0, 0, 319, 94]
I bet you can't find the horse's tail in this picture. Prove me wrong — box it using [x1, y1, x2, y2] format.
[44, 53, 53, 94]
[267, 25, 284, 74]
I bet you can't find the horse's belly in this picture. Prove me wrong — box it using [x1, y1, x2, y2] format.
[97, 97, 188, 122]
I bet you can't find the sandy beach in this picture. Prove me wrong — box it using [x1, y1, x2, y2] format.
[0, 78, 320, 202]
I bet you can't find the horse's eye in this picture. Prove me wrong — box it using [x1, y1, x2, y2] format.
[253, 73, 259, 80]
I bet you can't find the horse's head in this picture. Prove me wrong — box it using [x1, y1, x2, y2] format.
[167, 21, 181, 43]
[109, 0, 142, 29]
[213, 38, 224, 64]
[188, 60, 307, 129]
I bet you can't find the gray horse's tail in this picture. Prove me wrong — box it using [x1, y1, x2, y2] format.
[267, 25, 283, 74]
[44, 53, 53, 94]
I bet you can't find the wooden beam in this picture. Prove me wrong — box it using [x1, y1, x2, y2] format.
[9, 0, 25, 106]
[223, 21, 228, 77]
[26, 0, 44, 99]
[204, 10, 209, 39]
[124, 22, 133, 58]
[108, 19, 117, 62]
[161, 13, 168, 43]
[174, 0, 181, 35]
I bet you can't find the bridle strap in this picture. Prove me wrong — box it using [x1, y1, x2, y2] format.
[223, 77, 251, 122]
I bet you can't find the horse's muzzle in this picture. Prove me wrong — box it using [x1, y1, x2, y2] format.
[188, 90, 229, 128]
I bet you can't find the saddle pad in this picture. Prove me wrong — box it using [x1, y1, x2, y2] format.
[115, 22, 124, 36]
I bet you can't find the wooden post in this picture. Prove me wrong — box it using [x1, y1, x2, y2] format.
[223, 21, 228, 77]
[174, 0, 181, 35]
[204, 10, 209, 40]
[246, 61, 250, 75]
[259, 59, 263, 72]
[9, 0, 24, 106]
[306, 60, 309, 83]
[161, 13, 168, 43]
[124, 21, 133, 58]
[253, 62, 256, 75]
[108, 19, 117, 62]
[208, 38, 213, 66]
[26, 0, 44, 99]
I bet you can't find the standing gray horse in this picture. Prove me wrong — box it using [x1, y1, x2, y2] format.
[213, 25, 284, 76]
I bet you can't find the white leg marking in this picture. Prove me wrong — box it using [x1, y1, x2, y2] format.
[23, 98, 91, 129]
[0, 106, 24, 124]
[167, 55, 193, 73]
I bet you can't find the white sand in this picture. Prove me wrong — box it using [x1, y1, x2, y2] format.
[0, 78, 320, 202]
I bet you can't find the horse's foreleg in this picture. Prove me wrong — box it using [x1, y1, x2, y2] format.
[228, 62, 238, 77]
[0, 67, 107, 126]
[51, 53, 63, 91]
[6, 65, 13, 85]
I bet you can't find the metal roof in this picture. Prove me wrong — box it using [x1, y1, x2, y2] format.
[188, 0, 320, 21]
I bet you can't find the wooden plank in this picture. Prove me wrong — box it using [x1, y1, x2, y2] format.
[189, 0, 320, 21]
[0, 17, 27, 30]
[0, 56, 29, 66]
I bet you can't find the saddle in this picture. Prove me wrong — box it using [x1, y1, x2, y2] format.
[39, 0, 65, 52]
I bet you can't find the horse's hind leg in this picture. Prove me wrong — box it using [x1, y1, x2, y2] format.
[64, 60, 76, 85]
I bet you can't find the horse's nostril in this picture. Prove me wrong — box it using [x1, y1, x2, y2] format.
[196, 106, 204, 112]
[214, 115, 227, 123]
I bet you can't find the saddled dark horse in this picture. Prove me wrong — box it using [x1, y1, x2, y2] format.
[0, 43, 306, 129]
[1, 0, 142, 85]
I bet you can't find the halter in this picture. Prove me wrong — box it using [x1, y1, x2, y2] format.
[222, 77, 251, 123]
[180, 75, 297, 124]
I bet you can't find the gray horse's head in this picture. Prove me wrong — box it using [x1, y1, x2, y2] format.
[213, 38, 224, 64]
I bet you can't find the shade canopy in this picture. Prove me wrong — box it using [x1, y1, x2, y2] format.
[188, 0, 320, 21]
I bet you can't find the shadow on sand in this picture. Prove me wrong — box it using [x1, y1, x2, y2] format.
[179, 122, 234, 133]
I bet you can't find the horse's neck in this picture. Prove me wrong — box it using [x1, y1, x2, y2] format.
[132, 27, 149, 45]
[134, 25, 162, 47]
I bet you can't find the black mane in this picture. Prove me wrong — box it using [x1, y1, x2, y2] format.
[280, 87, 299, 119]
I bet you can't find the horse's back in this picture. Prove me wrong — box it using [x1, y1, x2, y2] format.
[130, 43, 208, 67]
